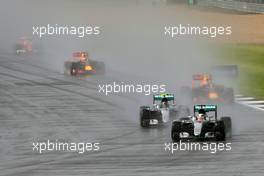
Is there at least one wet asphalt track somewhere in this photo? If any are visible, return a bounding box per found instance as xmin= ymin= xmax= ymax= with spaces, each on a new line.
xmin=0 ymin=53 xmax=264 ymax=176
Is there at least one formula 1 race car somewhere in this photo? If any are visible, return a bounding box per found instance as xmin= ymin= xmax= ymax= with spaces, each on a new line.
xmin=181 ymin=74 xmax=234 ymax=104
xmin=139 ymin=93 xmax=190 ymax=128
xmin=15 ymin=37 xmax=38 ymax=55
xmin=64 ymin=52 xmax=105 ymax=76
xmin=171 ymin=105 xmax=232 ymax=142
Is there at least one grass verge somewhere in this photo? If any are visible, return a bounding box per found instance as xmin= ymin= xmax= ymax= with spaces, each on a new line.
xmin=218 ymin=44 xmax=264 ymax=99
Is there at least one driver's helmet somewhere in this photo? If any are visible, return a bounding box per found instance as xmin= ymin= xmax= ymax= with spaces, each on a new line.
xmin=161 ymin=98 xmax=169 ymax=108
xmin=200 ymin=75 xmax=210 ymax=87
xmin=197 ymin=109 xmax=206 ymax=122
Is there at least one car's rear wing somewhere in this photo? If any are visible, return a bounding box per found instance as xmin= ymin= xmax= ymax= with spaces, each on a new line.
xmin=192 ymin=74 xmax=212 ymax=81
xmin=192 ymin=74 xmax=212 ymax=88
xmin=153 ymin=94 xmax=174 ymax=104
xmin=73 ymin=52 xmax=88 ymax=58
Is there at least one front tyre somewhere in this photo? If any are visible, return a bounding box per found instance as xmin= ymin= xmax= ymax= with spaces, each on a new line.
xmin=220 ymin=116 xmax=232 ymax=138
xmin=140 ymin=107 xmax=149 ymax=128
xmin=215 ymin=121 xmax=226 ymax=141
xmin=171 ymin=121 xmax=181 ymax=142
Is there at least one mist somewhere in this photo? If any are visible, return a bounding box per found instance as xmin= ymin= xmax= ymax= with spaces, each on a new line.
xmin=0 ymin=0 xmax=245 ymax=128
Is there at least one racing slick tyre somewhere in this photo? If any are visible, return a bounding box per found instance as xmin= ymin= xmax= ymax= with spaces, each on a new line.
xmin=215 ymin=121 xmax=226 ymax=141
xmin=140 ymin=106 xmax=150 ymax=128
xmin=220 ymin=116 xmax=232 ymax=138
xmin=224 ymin=88 xmax=234 ymax=104
xmin=140 ymin=116 xmax=148 ymax=128
xmin=70 ymin=67 xmax=77 ymax=76
xmin=171 ymin=121 xmax=181 ymax=142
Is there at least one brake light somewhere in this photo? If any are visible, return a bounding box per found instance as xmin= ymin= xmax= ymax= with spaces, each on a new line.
xmin=208 ymin=92 xmax=218 ymax=99
xmin=85 ymin=65 xmax=93 ymax=71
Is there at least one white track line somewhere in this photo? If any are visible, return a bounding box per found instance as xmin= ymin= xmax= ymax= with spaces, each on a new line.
xmin=235 ymin=94 xmax=244 ymax=98
xmin=235 ymin=94 xmax=264 ymax=112
xmin=237 ymin=102 xmax=264 ymax=112
xmin=236 ymin=97 xmax=255 ymax=101
xmin=240 ymin=100 xmax=264 ymax=104
xmin=255 ymin=104 xmax=264 ymax=108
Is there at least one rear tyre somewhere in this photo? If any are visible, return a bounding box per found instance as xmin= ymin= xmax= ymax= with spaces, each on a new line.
xmin=70 ymin=68 xmax=77 ymax=76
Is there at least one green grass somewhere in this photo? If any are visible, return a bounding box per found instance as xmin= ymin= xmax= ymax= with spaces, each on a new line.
xmin=218 ymin=44 xmax=264 ymax=99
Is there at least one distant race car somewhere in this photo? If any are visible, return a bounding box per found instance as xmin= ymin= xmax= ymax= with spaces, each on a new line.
xmin=171 ymin=105 xmax=232 ymax=142
xmin=139 ymin=93 xmax=190 ymax=128
xmin=181 ymin=74 xmax=234 ymax=104
xmin=64 ymin=52 xmax=105 ymax=76
xmin=15 ymin=37 xmax=37 ymax=55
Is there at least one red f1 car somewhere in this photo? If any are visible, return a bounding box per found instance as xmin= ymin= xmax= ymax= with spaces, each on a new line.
xmin=64 ymin=52 xmax=105 ymax=76
xmin=181 ymin=74 xmax=234 ymax=104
